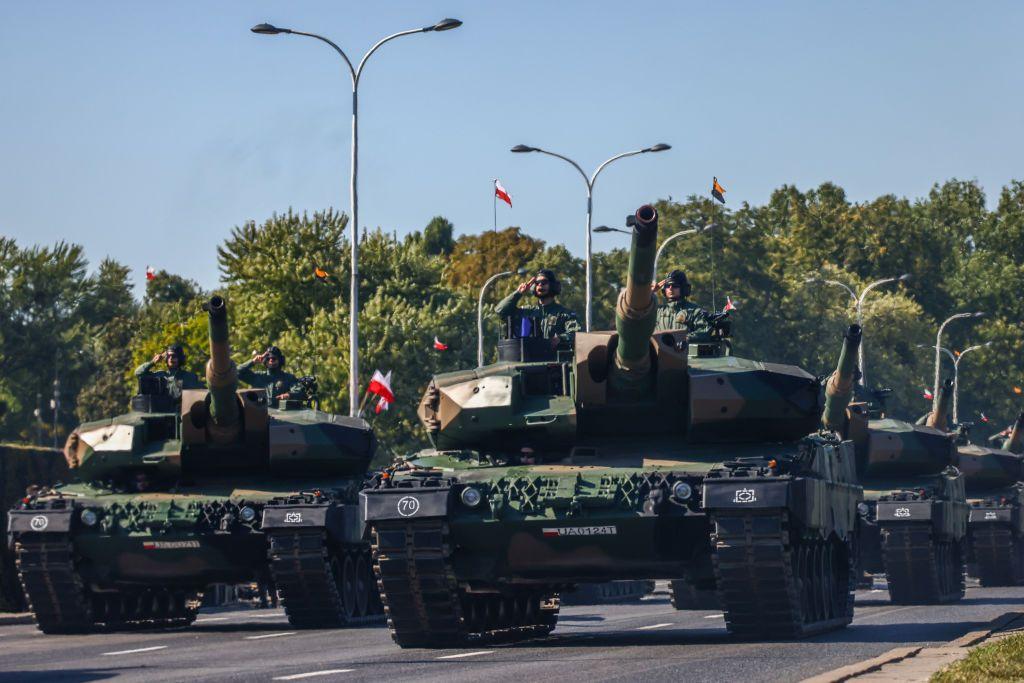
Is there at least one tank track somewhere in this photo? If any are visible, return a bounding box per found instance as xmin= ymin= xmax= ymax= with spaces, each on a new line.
xmin=267 ymin=529 xmax=384 ymax=628
xmin=372 ymin=518 xmax=559 ymax=648
xmin=16 ymin=535 xmax=200 ymax=633
xmin=669 ymin=580 xmax=721 ymax=610
xmin=970 ymin=525 xmax=1024 ymax=587
xmin=881 ymin=524 xmax=965 ymax=603
xmin=710 ymin=510 xmax=854 ymax=638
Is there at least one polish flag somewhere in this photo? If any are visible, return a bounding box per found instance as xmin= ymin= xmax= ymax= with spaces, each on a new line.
xmin=367 ymin=370 xmax=394 ymax=404
xmin=145 ymin=265 xmax=156 ymax=281
xmin=494 ymin=179 xmax=512 ymax=207
xmin=433 ymin=336 xmax=449 ymax=351
xmin=723 ymin=296 xmax=738 ymax=312
xmin=980 ymin=412 xmax=990 ymax=423
xmin=922 ymin=387 xmax=934 ymax=401
xmin=374 ymin=394 xmax=390 ymax=415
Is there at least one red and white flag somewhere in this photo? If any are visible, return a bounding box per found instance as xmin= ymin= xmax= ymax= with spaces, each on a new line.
xmin=922 ymin=387 xmax=934 ymax=401
xmin=367 ymin=370 xmax=394 ymax=404
xmin=980 ymin=412 xmax=990 ymax=423
xmin=374 ymin=393 xmax=390 ymax=415
xmin=433 ymin=336 xmax=449 ymax=351
xmin=145 ymin=265 xmax=156 ymax=281
xmin=494 ymin=179 xmax=512 ymax=207
xmin=723 ymin=296 xmax=738 ymax=312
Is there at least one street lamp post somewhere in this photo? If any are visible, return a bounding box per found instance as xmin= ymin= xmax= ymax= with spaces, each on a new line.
xmin=510 ymin=142 xmax=671 ymax=332
xmin=478 ymin=268 xmax=526 ymax=367
xmin=253 ymin=18 xmax=462 ymax=416
xmin=805 ymin=274 xmax=910 ymax=387
xmin=652 ymin=224 xmax=705 ymax=281
xmin=931 ymin=312 xmax=985 ymax=414
xmin=919 ymin=341 xmax=991 ymax=424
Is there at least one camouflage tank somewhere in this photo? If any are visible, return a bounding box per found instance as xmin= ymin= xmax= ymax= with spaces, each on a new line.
xmin=958 ymin=412 xmax=1024 ymax=586
xmin=362 ymin=204 xmax=862 ymax=648
xmin=825 ymin=373 xmax=967 ymax=603
xmin=7 ymin=296 xmax=381 ymax=633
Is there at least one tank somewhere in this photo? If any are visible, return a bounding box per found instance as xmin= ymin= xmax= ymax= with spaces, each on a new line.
xmin=362 ymin=204 xmax=862 ymax=648
xmin=958 ymin=411 xmax=1024 ymax=586
xmin=7 ymin=296 xmax=381 ymax=633
xmin=826 ymin=371 xmax=967 ymax=604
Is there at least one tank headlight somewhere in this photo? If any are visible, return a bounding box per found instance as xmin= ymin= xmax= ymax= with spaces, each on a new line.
xmin=672 ymin=481 xmax=693 ymax=501
xmin=460 ymin=487 xmax=482 ymax=507
xmin=80 ymin=509 xmax=98 ymax=526
xmin=857 ymin=502 xmax=870 ymax=516
xmin=239 ymin=506 xmax=257 ymax=523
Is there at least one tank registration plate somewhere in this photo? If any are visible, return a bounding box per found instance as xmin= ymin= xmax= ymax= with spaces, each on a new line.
xmin=142 ymin=540 xmax=200 ymax=550
xmin=542 ymin=526 xmax=617 ymax=537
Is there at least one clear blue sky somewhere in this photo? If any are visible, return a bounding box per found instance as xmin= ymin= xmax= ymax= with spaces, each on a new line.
xmin=2 ymin=1 xmax=1022 ymax=292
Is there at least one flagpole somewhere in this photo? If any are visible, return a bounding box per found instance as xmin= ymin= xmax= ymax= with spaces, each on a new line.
xmin=709 ymin=183 xmax=717 ymax=312
xmin=357 ymin=388 xmax=372 ymax=418
xmin=493 ymin=179 xmax=497 ymax=232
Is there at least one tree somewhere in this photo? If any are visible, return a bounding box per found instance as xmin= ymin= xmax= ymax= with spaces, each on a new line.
xmin=422 ymin=216 xmax=455 ymax=256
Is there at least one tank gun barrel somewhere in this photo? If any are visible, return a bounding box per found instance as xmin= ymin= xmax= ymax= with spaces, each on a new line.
xmin=926 ymin=378 xmax=954 ymax=431
xmin=613 ymin=205 xmax=660 ymax=385
xmin=822 ymin=324 xmax=863 ymax=432
xmin=1005 ymin=411 xmax=1024 ymax=454
xmin=203 ymin=295 xmax=240 ymax=426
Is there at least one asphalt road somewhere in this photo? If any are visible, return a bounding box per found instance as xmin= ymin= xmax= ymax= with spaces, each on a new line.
xmin=1 ymin=579 xmax=1020 ymax=683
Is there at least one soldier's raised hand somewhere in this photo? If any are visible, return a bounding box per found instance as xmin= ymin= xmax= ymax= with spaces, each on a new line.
xmin=151 ymin=351 xmax=164 ymax=363
xmin=517 ymin=276 xmax=537 ymax=294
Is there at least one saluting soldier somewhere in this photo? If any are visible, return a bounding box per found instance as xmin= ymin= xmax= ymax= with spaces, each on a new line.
xmin=495 ymin=269 xmax=579 ymax=351
xmin=134 ymin=343 xmax=203 ymax=396
xmin=655 ymin=270 xmax=711 ymax=334
xmin=237 ymin=345 xmax=299 ymax=399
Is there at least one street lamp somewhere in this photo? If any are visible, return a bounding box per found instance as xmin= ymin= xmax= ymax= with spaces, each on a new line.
xmin=253 ymin=18 xmax=462 ymax=416
xmin=510 ymin=142 xmax=671 ymax=332
xmin=652 ymin=223 xmax=708 ymax=281
xmin=918 ymin=342 xmax=992 ymax=424
xmin=805 ymin=273 xmax=910 ymax=387
xmin=478 ymin=267 xmax=527 ymax=367
xmin=931 ymin=311 xmax=985 ymax=414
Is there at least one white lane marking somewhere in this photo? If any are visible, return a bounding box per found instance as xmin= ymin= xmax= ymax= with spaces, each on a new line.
xmin=195 ymin=616 xmax=230 ymax=623
xmin=703 ymin=613 xmax=725 ymax=619
xmin=436 ymin=650 xmax=494 ymax=660
xmin=635 ymin=622 xmax=673 ymax=630
xmin=102 ymin=645 xmax=168 ymax=656
xmin=249 ymin=613 xmax=286 ymax=618
xmin=273 ymin=670 xmax=354 ymax=680
xmin=852 ymin=606 xmax=915 ymax=623
xmin=870 ymin=589 xmax=883 ymax=593
xmin=245 ymin=631 xmax=297 ymax=640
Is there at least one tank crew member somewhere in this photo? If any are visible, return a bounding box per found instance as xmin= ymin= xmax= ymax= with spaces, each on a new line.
xmin=238 ymin=345 xmax=300 ymax=399
xmin=495 ymin=269 xmax=579 ymax=350
xmin=655 ymin=270 xmax=712 ymax=334
xmin=134 ymin=343 xmax=203 ymax=395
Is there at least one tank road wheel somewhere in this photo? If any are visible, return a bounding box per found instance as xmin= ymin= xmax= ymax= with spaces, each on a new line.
xmin=972 ymin=526 xmax=1024 ymax=587
xmin=881 ymin=525 xmax=965 ymax=604
xmin=354 ymin=555 xmax=371 ymax=618
xmin=669 ymin=580 xmax=721 ymax=610
xmin=710 ymin=511 xmax=854 ymax=639
xmin=341 ymin=555 xmax=358 ymax=620
xmin=15 ymin=536 xmax=94 ymax=634
xmin=371 ymin=519 xmax=560 ymax=648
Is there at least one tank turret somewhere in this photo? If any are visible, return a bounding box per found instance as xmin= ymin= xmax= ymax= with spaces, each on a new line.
xmin=822 ymin=324 xmax=863 ymax=432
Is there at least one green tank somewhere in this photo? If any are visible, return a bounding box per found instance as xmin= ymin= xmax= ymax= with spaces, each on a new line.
xmin=362 ymin=204 xmax=862 ymax=648
xmin=825 ymin=373 xmax=967 ymax=603
xmin=7 ymin=296 xmax=381 ymax=633
xmin=958 ymin=411 xmax=1024 ymax=586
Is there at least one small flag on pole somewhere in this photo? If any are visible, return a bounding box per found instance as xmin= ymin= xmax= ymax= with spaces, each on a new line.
xmin=494 ymin=179 xmax=512 ymax=207
xmin=433 ymin=336 xmax=449 ymax=351
xmin=367 ymin=370 xmax=394 ymax=404
xmin=314 ymin=265 xmax=329 ymax=282
xmin=980 ymin=412 xmax=990 ymax=423
xmin=711 ymin=177 xmax=726 ymax=204
xmin=723 ymin=296 xmax=738 ymax=312
xmin=922 ymin=387 xmax=934 ymax=401
xmin=145 ymin=265 xmax=156 ymax=281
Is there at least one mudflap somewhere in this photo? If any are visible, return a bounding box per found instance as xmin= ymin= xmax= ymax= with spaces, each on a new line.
xmin=703 ymin=477 xmax=856 ymax=638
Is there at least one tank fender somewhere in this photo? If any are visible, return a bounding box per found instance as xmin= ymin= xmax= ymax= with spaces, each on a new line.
xmin=8 ymin=509 xmax=74 ymax=537
xmin=261 ymin=503 xmax=355 ymax=542
xmin=703 ymin=479 xmax=790 ymax=509
xmin=876 ymin=500 xmax=932 ymax=522
xmin=969 ymin=507 xmax=1013 ymax=523
xmin=360 ymin=486 xmax=452 ymax=525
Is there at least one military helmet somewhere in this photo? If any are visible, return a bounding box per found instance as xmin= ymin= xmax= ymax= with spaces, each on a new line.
xmin=663 ymin=269 xmax=691 ymax=297
xmin=166 ymin=343 xmax=186 ymax=362
xmin=264 ymin=345 xmax=285 ymax=367
xmin=535 ymin=269 xmax=561 ymax=296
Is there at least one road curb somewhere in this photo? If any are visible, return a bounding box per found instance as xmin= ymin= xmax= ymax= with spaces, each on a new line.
xmin=0 ymin=612 xmax=34 ymax=626
xmin=801 ymin=611 xmax=1024 ymax=683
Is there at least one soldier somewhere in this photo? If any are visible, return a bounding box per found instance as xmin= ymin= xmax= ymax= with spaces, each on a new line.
xmin=654 ymin=270 xmax=712 ymax=334
xmin=495 ymin=269 xmax=579 ymax=351
xmin=238 ymin=345 xmax=299 ymax=399
xmin=134 ymin=343 xmax=203 ymax=395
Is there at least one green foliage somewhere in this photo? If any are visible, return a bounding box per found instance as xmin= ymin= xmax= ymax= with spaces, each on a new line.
xmin=932 ymin=632 xmax=1024 ymax=682
xmin=422 ymin=216 xmax=455 ymax=256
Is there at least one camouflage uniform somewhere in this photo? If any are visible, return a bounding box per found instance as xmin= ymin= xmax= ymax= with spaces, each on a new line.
xmin=133 ymin=361 xmax=203 ymax=395
xmin=495 ymin=291 xmax=580 ymax=350
xmin=655 ymin=299 xmax=711 ymax=335
xmin=237 ymin=360 xmax=299 ymax=397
